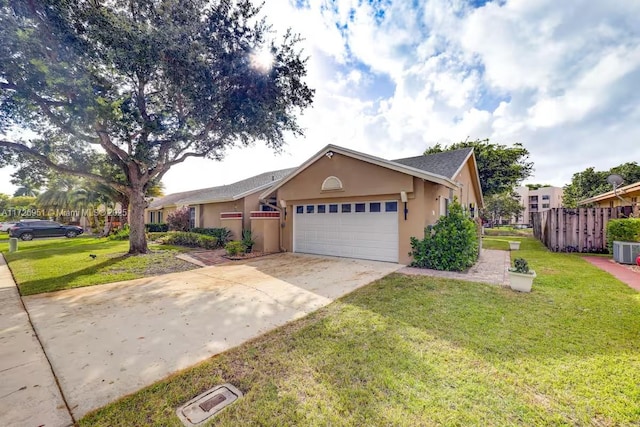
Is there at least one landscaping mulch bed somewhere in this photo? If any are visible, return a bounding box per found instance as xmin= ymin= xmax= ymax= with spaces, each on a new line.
xmin=223 ymin=251 xmax=273 ymax=261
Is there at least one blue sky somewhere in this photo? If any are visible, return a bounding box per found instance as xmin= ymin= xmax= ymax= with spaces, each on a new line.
xmin=1 ymin=0 xmax=640 ymax=195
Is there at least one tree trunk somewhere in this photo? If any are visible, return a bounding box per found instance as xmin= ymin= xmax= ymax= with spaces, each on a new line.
xmin=128 ymin=186 xmax=148 ymax=254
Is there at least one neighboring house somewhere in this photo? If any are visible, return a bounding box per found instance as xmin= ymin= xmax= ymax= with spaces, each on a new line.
xmin=515 ymin=186 xmax=564 ymax=226
xmin=577 ymin=181 xmax=640 ymax=208
xmin=260 ymin=144 xmax=484 ymax=265
xmin=145 ymin=168 xmax=296 ymax=233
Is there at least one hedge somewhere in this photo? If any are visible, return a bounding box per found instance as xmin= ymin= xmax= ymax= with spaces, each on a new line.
xmin=606 ymin=218 xmax=640 ymax=252
xmin=145 ymin=223 xmax=169 ymax=232
xmin=191 ymin=227 xmax=232 ymax=247
xmin=159 ymin=232 xmax=218 ymax=250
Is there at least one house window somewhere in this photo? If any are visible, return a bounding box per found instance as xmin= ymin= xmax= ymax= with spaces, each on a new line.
xmin=355 ymin=203 xmax=366 ymax=213
xmin=317 ymin=205 xmax=326 ymax=213
xmin=439 ymin=197 xmax=449 ymax=216
xmin=189 ymin=207 xmax=196 ymax=228
xmin=158 ymin=212 xmax=163 ymax=223
xmin=149 ymin=211 xmax=155 ymax=223
xmin=370 ymin=202 xmax=381 ymax=212
xmin=385 ymin=201 xmax=398 ymax=212
xmin=542 ymin=203 xmax=550 ymax=209
xmin=329 ymin=204 xmax=338 ymax=213
xmin=321 ymin=176 xmax=343 ymax=191
xmin=307 ymin=205 xmax=314 ymax=214
xmin=261 ymin=204 xmax=278 ymax=212
xmin=296 ymin=206 xmax=304 ymax=214
xmin=341 ymin=203 xmax=351 ymax=213
xmin=542 ymin=195 xmax=550 ymax=200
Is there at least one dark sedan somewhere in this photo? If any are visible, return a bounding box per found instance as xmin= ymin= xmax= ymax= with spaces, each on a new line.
xmin=9 ymin=220 xmax=84 ymax=241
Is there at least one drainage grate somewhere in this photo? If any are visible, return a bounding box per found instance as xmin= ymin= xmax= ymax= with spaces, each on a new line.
xmin=176 ymin=383 xmax=243 ymax=427
xmin=199 ymin=393 xmax=226 ymax=412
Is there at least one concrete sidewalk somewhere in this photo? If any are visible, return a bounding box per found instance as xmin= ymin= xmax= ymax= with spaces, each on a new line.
xmin=0 ymin=254 xmax=73 ymax=427
xmin=400 ymin=249 xmax=511 ymax=286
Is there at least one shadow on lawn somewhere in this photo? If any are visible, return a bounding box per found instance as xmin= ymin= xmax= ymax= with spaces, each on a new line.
xmin=345 ymin=269 xmax=640 ymax=363
xmin=3 ymin=238 xmax=119 ymax=262
xmin=18 ymin=253 xmax=131 ymax=295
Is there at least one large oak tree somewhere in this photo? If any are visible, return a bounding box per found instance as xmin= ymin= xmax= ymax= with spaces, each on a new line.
xmin=0 ymin=0 xmax=314 ymax=253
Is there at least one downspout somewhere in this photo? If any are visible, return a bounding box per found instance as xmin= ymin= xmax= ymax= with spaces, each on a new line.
xmin=259 ymin=198 xmax=286 ymax=252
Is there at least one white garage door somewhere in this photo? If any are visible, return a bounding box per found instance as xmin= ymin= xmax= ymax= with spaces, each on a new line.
xmin=294 ymin=201 xmax=399 ymax=263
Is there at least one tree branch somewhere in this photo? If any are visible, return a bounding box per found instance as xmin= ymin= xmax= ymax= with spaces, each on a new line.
xmin=0 ymin=139 xmax=130 ymax=194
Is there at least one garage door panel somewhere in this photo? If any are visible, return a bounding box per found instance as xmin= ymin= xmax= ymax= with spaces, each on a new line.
xmin=294 ymin=201 xmax=398 ymax=263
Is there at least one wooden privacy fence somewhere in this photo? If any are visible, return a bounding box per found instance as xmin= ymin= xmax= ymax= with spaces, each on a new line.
xmin=532 ymin=207 xmax=639 ymax=253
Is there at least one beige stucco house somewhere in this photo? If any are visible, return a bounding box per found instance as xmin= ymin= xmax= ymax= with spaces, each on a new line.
xmin=147 ymin=144 xmax=484 ymax=265
xmin=578 ymin=181 xmax=640 ymax=208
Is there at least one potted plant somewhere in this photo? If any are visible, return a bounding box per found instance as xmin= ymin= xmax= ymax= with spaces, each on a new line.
xmin=509 ymin=241 xmax=521 ymax=250
xmin=509 ymin=258 xmax=536 ymax=292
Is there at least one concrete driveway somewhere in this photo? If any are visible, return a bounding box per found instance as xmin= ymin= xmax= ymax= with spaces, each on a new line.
xmin=23 ymin=253 xmax=401 ymax=419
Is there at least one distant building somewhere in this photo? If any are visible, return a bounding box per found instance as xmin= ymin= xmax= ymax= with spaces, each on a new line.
xmin=577 ymin=181 xmax=640 ymax=208
xmin=515 ymin=186 xmax=564 ymax=225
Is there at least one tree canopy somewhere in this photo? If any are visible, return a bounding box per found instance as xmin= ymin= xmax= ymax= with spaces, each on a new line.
xmin=482 ymin=192 xmax=525 ymax=225
xmin=424 ymin=138 xmax=533 ymax=196
xmin=0 ymin=0 xmax=314 ymax=253
xmin=563 ymin=162 xmax=640 ymax=207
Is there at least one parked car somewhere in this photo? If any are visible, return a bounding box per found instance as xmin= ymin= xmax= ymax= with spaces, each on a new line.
xmin=8 ymin=220 xmax=84 ymax=241
xmin=0 ymin=222 xmax=17 ymax=232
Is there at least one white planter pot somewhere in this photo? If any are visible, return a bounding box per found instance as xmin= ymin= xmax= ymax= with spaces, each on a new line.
xmin=509 ymin=270 xmax=536 ymax=292
xmin=509 ymin=241 xmax=520 ymax=250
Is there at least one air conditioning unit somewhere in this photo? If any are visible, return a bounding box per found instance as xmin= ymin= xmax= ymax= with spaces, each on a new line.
xmin=612 ymin=241 xmax=640 ymax=264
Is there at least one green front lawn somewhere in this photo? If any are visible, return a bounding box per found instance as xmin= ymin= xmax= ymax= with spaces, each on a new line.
xmin=81 ymin=238 xmax=640 ymax=426
xmin=1 ymin=236 xmax=196 ymax=295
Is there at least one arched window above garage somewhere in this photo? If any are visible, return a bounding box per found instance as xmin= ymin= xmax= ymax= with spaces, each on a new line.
xmin=321 ymin=176 xmax=343 ymax=191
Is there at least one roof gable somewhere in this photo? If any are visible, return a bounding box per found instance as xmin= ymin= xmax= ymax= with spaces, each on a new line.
xmin=259 ymin=144 xmax=464 ymax=200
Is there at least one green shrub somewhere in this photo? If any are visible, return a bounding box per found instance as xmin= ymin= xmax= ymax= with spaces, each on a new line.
xmin=606 ymin=218 xmax=640 ymax=252
xmin=410 ymin=199 xmax=479 ymax=271
xmin=146 ymin=232 xmax=169 ymax=241
xmin=145 ymin=223 xmax=169 ymax=232
xmin=107 ymin=225 xmax=130 ymax=241
xmin=241 ymin=229 xmax=256 ymax=253
xmin=191 ymin=227 xmax=232 ymax=247
xmin=225 ymin=241 xmax=245 ymax=256
xmin=159 ymin=231 xmax=218 ymax=249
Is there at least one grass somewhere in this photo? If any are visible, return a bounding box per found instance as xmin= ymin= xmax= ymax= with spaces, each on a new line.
xmin=484 ymin=227 xmax=533 ymax=237
xmin=481 ymin=236 xmax=531 ymax=252
xmin=81 ymin=237 xmax=640 ymax=426
xmin=1 ymin=236 xmax=197 ymax=295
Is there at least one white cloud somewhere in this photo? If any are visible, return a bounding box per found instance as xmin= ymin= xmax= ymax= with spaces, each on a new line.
xmin=2 ymin=0 xmax=640 ymax=197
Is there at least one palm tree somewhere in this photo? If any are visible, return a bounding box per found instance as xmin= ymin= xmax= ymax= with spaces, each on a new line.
xmin=13 ymin=184 xmax=40 ymax=197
